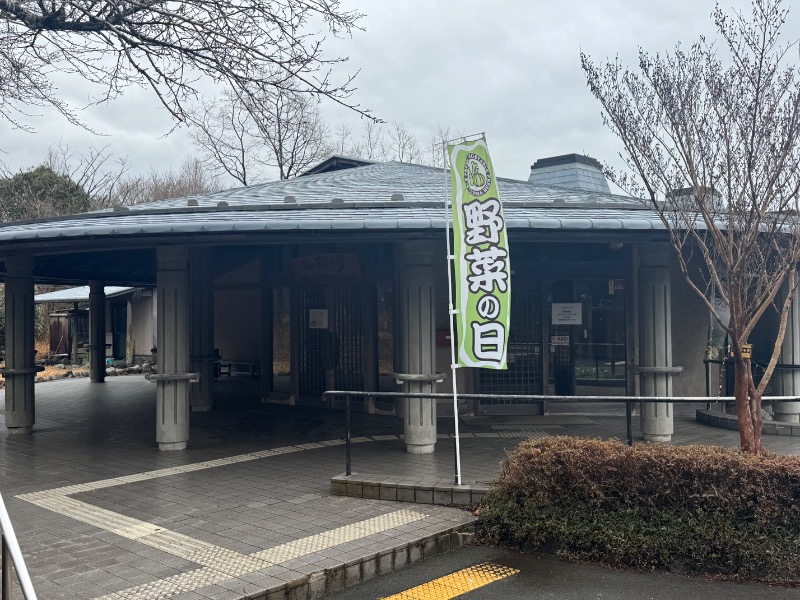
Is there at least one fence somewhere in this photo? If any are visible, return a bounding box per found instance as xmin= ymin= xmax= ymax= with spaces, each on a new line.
xmin=322 ymin=390 xmax=799 ymax=483
xmin=704 ymin=357 xmax=800 ymax=398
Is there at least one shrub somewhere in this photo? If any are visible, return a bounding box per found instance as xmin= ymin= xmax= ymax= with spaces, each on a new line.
xmin=478 ymin=436 xmax=800 ymax=583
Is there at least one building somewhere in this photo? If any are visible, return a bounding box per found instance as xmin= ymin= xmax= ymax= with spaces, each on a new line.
xmin=34 ymin=285 xmax=154 ymax=364
xmin=0 ymin=154 xmax=796 ymax=451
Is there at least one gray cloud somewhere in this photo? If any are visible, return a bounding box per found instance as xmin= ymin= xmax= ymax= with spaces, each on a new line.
xmin=0 ymin=0 xmax=789 ymax=189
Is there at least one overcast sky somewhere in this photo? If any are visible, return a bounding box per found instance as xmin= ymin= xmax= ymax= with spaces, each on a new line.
xmin=0 ymin=0 xmax=795 ymax=188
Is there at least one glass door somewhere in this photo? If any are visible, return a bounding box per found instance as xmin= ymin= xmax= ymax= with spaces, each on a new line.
xmin=547 ymin=279 xmax=627 ymax=396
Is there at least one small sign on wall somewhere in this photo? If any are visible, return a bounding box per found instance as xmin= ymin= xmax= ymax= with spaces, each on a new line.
xmin=550 ymin=335 xmax=570 ymax=346
xmin=308 ymin=309 xmax=329 ymax=329
xmin=608 ymin=279 xmax=626 ymax=294
xmin=436 ymin=329 xmax=452 ymax=347
xmin=552 ymin=302 xmax=582 ymax=325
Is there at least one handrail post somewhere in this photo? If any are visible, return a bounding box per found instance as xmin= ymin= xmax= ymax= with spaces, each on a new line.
xmin=0 ymin=492 xmax=36 ymax=599
xmin=625 ymin=400 xmax=633 ymax=446
xmin=2 ymin=535 xmax=10 ymax=600
xmin=345 ymin=395 xmax=352 ymax=477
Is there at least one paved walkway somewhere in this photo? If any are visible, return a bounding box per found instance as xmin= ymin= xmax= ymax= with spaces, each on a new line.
xmin=1 ymin=377 xmax=798 ymax=600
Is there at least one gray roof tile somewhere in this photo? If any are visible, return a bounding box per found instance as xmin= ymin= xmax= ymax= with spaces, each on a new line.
xmin=0 ymin=161 xmax=664 ymax=244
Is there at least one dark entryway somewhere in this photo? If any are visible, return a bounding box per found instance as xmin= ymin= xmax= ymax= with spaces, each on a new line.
xmin=293 ymin=285 xmax=377 ymax=409
xmin=111 ymin=301 xmax=127 ymax=360
xmin=476 ymin=287 xmax=544 ymax=414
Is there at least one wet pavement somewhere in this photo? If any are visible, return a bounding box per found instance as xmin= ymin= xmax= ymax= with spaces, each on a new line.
xmin=0 ymin=376 xmax=798 ymax=599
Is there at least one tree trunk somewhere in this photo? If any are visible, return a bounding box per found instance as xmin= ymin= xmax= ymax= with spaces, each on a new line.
xmin=747 ymin=366 xmax=763 ymax=451
xmin=734 ymin=354 xmax=762 ymax=452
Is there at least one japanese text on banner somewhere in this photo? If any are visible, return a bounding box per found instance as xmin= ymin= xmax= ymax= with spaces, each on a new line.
xmin=448 ymin=137 xmax=511 ymax=369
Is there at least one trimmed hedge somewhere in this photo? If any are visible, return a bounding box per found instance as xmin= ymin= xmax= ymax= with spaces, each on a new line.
xmin=477 ymin=436 xmax=800 ymax=582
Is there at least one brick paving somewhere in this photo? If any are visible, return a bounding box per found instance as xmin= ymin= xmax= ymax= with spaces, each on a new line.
xmin=0 ymin=377 xmax=798 ymax=599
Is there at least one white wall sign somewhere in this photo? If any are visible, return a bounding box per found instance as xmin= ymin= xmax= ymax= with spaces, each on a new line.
xmin=550 ymin=335 xmax=570 ymax=346
xmin=552 ymin=302 xmax=582 ymax=325
xmin=308 ymin=309 xmax=329 ymax=329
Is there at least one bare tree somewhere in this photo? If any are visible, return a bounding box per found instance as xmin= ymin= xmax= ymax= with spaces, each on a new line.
xmin=44 ymin=143 xmax=131 ymax=208
xmin=240 ymin=88 xmax=332 ymax=180
xmin=427 ymin=124 xmax=465 ymax=168
xmin=0 ymin=1 xmax=369 ymax=130
xmin=189 ymin=91 xmax=268 ymax=186
xmin=582 ymin=0 xmax=800 ymax=452
xmin=189 ymin=85 xmax=332 ymax=181
xmin=112 ymin=157 xmax=222 ymax=204
xmin=361 ymin=120 xmax=387 ymax=161
xmin=332 ymin=122 xmax=364 ymax=157
xmin=386 ymin=122 xmax=421 ymax=163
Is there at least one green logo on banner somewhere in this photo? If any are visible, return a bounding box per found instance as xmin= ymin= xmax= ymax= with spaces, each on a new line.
xmin=464 ymin=153 xmax=491 ymax=196
xmin=448 ymin=137 xmax=511 ymax=369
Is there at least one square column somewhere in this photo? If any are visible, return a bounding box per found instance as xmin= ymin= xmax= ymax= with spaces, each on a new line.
xmin=190 ymin=248 xmax=214 ymax=412
xmin=70 ymin=302 xmax=80 ymax=364
xmin=260 ymin=252 xmax=274 ymax=403
xmin=150 ymin=247 xmax=195 ymax=450
xmin=637 ymin=244 xmax=678 ymax=441
xmin=397 ymin=241 xmax=439 ymax=454
xmin=3 ymin=257 xmax=39 ymax=434
xmin=776 ymin=274 xmax=800 ymax=422
xmin=88 ymin=281 xmax=106 ymax=382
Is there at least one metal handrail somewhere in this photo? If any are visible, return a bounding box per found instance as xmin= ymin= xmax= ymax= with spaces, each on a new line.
xmin=0 ymin=492 xmax=36 ymax=599
xmin=322 ymin=390 xmax=800 ymax=480
xmin=703 ymin=358 xmax=800 ymax=397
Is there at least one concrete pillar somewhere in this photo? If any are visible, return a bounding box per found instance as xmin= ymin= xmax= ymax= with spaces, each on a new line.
xmin=89 ymin=281 xmax=106 ymax=382
xmin=154 ymin=247 xmax=192 ymax=450
xmin=775 ymin=275 xmax=800 ymax=422
xmin=70 ymin=301 xmax=80 ymax=364
xmin=638 ymin=244 xmax=674 ymax=442
xmin=260 ymin=253 xmax=273 ymax=403
xmin=190 ymin=248 xmax=214 ymax=412
xmin=398 ymin=241 xmax=438 ymax=454
xmin=4 ymin=257 xmax=37 ymax=434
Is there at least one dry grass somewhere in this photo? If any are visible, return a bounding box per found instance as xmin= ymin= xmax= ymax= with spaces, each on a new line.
xmin=38 ymin=365 xmax=89 ymax=379
xmin=0 ymin=338 xmax=89 ymax=388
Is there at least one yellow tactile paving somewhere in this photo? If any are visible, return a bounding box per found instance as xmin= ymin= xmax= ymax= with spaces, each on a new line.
xmin=383 ymin=562 xmax=520 ymax=599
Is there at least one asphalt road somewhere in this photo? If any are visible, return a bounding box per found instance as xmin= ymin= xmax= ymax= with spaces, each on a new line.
xmin=326 ymin=546 xmax=800 ymax=599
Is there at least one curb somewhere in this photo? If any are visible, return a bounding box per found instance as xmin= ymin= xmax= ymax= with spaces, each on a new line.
xmin=250 ymin=523 xmax=476 ymax=600
xmin=696 ymin=409 xmax=800 ymax=437
xmin=330 ymin=474 xmax=491 ymax=506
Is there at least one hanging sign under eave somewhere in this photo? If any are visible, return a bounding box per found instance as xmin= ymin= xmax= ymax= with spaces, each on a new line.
xmin=448 ymin=136 xmax=511 ymax=369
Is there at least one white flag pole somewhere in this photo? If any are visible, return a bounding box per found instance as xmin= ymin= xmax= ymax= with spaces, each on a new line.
xmin=444 ymin=139 xmax=463 ymax=486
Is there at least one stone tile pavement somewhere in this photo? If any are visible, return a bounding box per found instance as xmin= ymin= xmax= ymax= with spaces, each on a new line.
xmin=0 ymin=377 xmax=798 ymax=599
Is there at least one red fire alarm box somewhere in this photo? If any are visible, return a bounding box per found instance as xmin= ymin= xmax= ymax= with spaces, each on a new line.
xmin=436 ymin=330 xmax=451 ymax=347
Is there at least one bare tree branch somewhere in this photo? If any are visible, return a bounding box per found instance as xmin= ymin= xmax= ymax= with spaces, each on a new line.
xmin=0 ymin=1 xmax=374 ymax=129
xmin=239 ymin=86 xmax=332 ymax=180
xmin=386 ymin=121 xmax=420 ymax=163
xmin=188 ymin=91 xmax=268 ymax=186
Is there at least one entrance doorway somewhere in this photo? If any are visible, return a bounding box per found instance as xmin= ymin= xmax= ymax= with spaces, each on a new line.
xmin=476 ymin=287 xmax=543 ymax=414
xmin=475 ymin=278 xmax=628 ymax=415
xmin=293 ymin=285 xmax=377 ymax=409
xmin=111 ymin=301 xmax=127 ymax=360
xmin=546 ymin=279 xmax=627 ymax=397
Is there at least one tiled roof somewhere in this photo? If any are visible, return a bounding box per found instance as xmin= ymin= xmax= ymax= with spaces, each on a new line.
xmin=0 ymin=161 xmax=664 ymax=243
xmin=137 ymin=161 xmax=642 ymax=209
